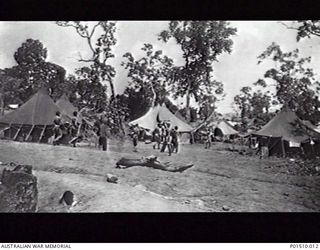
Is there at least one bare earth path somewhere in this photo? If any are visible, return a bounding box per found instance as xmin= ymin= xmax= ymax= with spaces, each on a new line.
xmin=0 ymin=139 xmax=319 ymax=212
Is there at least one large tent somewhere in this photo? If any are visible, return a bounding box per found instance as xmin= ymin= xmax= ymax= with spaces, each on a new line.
xmin=0 ymin=88 xmax=70 ymax=142
xmin=129 ymin=104 xmax=193 ymax=133
xmin=56 ymin=93 xmax=78 ymax=118
xmin=252 ymin=106 xmax=320 ymax=157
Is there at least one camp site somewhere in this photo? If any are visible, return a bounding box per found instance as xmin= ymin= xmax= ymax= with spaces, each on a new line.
xmin=0 ymin=21 xmax=320 ymax=212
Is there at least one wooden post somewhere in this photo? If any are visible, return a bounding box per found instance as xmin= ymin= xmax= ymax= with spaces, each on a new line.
xmin=9 ymin=123 xmax=11 ymax=138
xmin=281 ymin=138 xmax=286 ymax=158
xmin=25 ymin=125 xmax=35 ymax=142
xmin=38 ymin=125 xmax=47 ymax=143
xmin=13 ymin=124 xmax=23 ymax=141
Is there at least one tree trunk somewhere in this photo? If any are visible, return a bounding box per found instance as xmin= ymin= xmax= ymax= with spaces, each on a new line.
xmin=0 ymin=92 xmax=4 ymax=116
xmin=116 ymin=156 xmax=193 ymax=173
xmin=109 ymin=80 xmax=115 ymax=102
xmin=185 ymin=81 xmax=191 ymax=122
xmin=150 ymin=81 xmax=157 ymax=107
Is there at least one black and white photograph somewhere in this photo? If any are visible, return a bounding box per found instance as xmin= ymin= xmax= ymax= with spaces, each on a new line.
xmin=0 ymin=20 xmax=320 ymax=213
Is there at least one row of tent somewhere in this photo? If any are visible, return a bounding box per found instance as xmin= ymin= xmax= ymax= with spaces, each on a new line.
xmin=1 ymin=87 xmax=320 ymax=158
xmin=130 ymin=103 xmax=320 ymax=157
xmin=128 ymin=104 xmax=239 ymax=136
xmin=250 ymin=106 xmax=320 ymax=157
xmin=0 ymin=88 xmax=77 ymax=142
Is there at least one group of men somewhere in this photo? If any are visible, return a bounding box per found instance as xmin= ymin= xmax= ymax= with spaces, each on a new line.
xmin=152 ymin=121 xmax=179 ymax=156
xmin=52 ymin=111 xmax=82 ymax=147
xmin=129 ymin=121 xmax=179 ymax=156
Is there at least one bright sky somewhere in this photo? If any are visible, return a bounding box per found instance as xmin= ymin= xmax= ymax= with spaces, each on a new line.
xmin=0 ymin=21 xmax=320 ymax=114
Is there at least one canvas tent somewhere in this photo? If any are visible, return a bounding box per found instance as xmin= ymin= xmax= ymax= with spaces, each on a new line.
xmin=252 ymin=106 xmax=320 ymax=157
xmin=129 ymin=104 xmax=193 ymax=133
xmin=0 ymin=88 xmax=71 ymax=143
xmin=213 ymin=120 xmax=238 ymax=137
xmin=56 ymin=93 xmax=78 ymax=118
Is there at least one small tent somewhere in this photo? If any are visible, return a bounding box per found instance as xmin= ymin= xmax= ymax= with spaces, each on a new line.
xmin=252 ymin=106 xmax=320 ymax=157
xmin=0 ymin=88 xmax=70 ymax=143
xmin=56 ymin=93 xmax=78 ymax=118
xmin=129 ymin=104 xmax=193 ymax=133
xmin=213 ymin=120 xmax=238 ymax=137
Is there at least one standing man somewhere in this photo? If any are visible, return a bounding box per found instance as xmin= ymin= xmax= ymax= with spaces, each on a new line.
xmin=204 ymin=127 xmax=213 ymax=149
xmin=131 ymin=124 xmax=140 ymax=152
xmin=99 ymin=119 xmax=108 ymax=151
xmin=153 ymin=123 xmax=162 ymax=150
xmin=53 ymin=111 xmax=62 ymax=145
xmin=169 ymin=126 xmax=179 ymax=155
xmin=69 ymin=111 xmax=80 ymax=147
xmin=160 ymin=121 xmax=171 ymax=154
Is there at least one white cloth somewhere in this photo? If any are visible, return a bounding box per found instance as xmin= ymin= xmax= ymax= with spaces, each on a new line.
xmin=289 ymin=141 xmax=301 ymax=147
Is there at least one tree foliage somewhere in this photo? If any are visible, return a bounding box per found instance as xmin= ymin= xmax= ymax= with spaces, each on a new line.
xmin=4 ymin=39 xmax=66 ymax=102
xmin=256 ymin=42 xmax=320 ymax=124
xmin=56 ymin=21 xmax=128 ymax=135
xmin=121 ymin=43 xmax=174 ymax=109
xmin=281 ymin=21 xmax=320 ymax=41
xmin=115 ymin=86 xmax=150 ymax=121
xmin=158 ymin=21 xmax=236 ymax=120
xmin=234 ymin=86 xmax=253 ymax=121
xmin=0 ymin=70 xmax=22 ymax=115
xmin=56 ymin=21 xmax=117 ymax=100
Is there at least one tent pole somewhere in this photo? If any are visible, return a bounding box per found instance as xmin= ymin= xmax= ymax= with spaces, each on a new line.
xmin=281 ymin=138 xmax=286 ymax=158
xmin=25 ymin=125 xmax=35 ymax=141
xmin=13 ymin=124 xmax=23 ymax=141
xmin=38 ymin=125 xmax=47 ymax=143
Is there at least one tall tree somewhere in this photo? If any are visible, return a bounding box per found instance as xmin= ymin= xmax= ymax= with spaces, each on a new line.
xmin=56 ymin=21 xmax=117 ymax=101
xmin=234 ymin=86 xmax=273 ymax=129
xmin=234 ymin=86 xmax=252 ymax=121
xmin=0 ymin=70 xmax=22 ymax=115
xmin=117 ymin=86 xmax=150 ymax=121
xmin=249 ymin=90 xmax=272 ymax=117
xmin=121 ymin=43 xmax=174 ymax=108
xmin=158 ymin=21 xmax=237 ymax=121
xmin=4 ymin=39 xmax=66 ymax=102
xmin=256 ymin=42 xmax=320 ymax=124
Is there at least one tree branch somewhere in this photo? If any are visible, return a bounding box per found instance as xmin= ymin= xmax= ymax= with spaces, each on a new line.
xmin=278 ymin=21 xmax=298 ymax=30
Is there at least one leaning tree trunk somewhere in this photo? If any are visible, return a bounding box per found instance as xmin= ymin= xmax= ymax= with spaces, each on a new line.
xmin=0 ymin=92 xmax=4 ymax=116
xmin=109 ymin=81 xmax=115 ymax=103
xmin=116 ymin=156 xmax=193 ymax=173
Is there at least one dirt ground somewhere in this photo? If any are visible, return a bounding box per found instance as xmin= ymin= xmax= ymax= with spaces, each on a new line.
xmin=0 ymin=139 xmax=319 ymax=212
